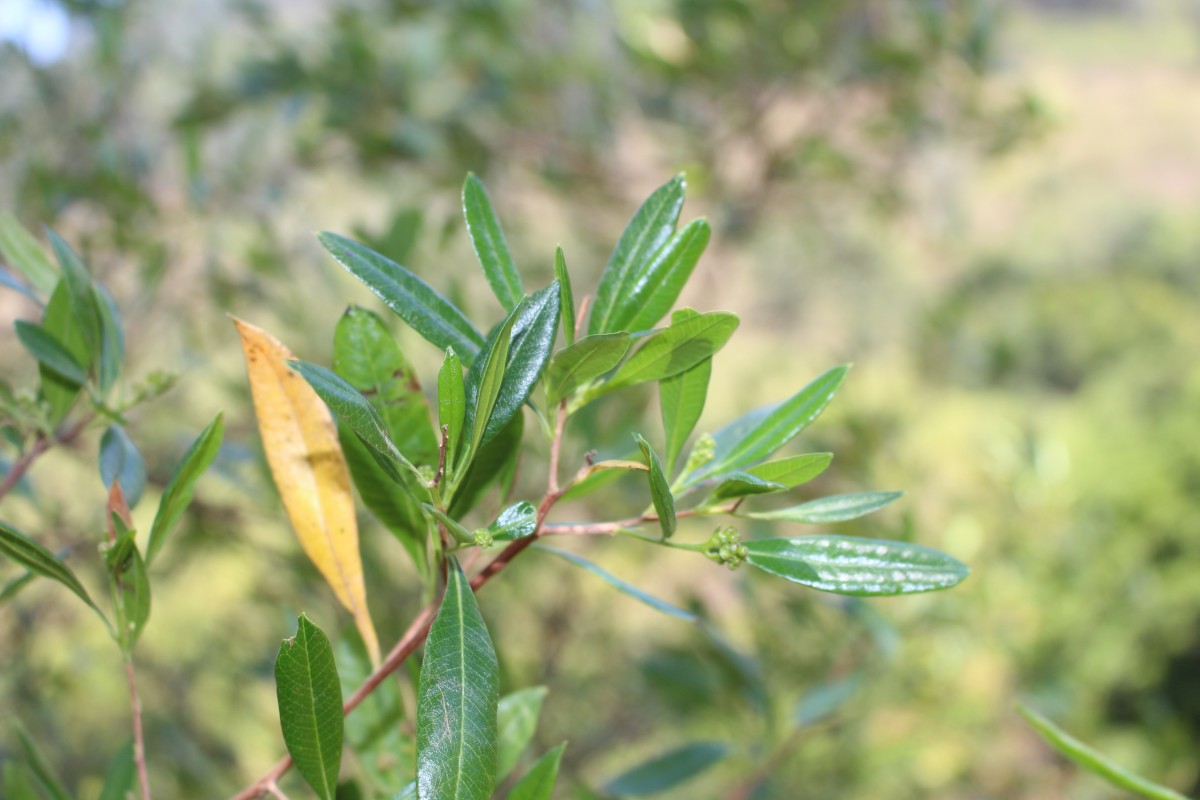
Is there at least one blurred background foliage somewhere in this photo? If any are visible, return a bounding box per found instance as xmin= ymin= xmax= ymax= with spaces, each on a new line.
xmin=1 ymin=0 xmax=1199 ymax=797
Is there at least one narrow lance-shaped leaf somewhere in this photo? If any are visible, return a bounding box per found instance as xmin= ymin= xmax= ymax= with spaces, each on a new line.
xmin=233 ymin=318 xmax=380 ymax=663
xmin=0 ymin=520 xmax=107 ymax=623
xmin=744 ymin=536 xmax=969 ymax=596
xmin=659 ymin=308 xmax=711 ymax=474
xmin=744 ymin=453 xmax=833 ymax=489
xmin=604 ymin=311 xmax=739 ymax=393
xmin=14 ymin=724 xmax=71 ymax=800
xmin=463 ymin=173 xmax=524 ymax=312
xmin=417 ymin=559 xmax=500 ymax=800
xmin=38 ymin=281 xmax=89 ymax=425
xmin=0 ymin=214 xmax=58 ymax=294
xmin=704 ymin=472 xmax=786 ymax=503
xmin=554 ymin=246 xmax=575 ymax=347
xmin=439 ymin=348 xmax=466 ymax=475
xmin=613 ymin=218 xmax=712 ymax=334
xmin=545 ymin=333 xmax=632 ymax=404
xmin=276 ymin=614 xmax=344 ymax=800
xmin=508 ymin=743 xmax=567 ymax=800
xmin=4 ymin=761 xmax=42 ymax=800
xmin=145 ymin=413 xmax=224 ymax=565
xmin=701 ymin=365 xmax=849 ymax=479
xmin=636 ymin=435 xmax=676 ymax=539
xmin=1017 ymin=705 xmax=1190 ymax=800
xmin=46 ymin=229 xmax=101 ymax=364
xmin=463 ymin=306 xmax=519 ymax=467
xmin=99 ymin=425 xmax=147 ymax=509
xmin=537 ymin=545 xmax=697 ymax=623
xmin=603 ymin=742 xmax=730 ymax=797
xmin=14 ymin=320 xmax=87 ymax=385
xmin=742 ymin=491 xmax=904 ymax=524
xmin=591 ymin=175 xmax=686 ymax=335
xmin=496 ymin=686 xmax=549 ymax=782
xmin=93 ymin=284 xmax=125 ymax=394
xmin=318 ymin=232 xmax=484 ymax=363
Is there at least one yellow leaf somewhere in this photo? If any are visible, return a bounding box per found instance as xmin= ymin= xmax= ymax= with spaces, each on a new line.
xmin=232 ymin=317 xmax=381 ymax=665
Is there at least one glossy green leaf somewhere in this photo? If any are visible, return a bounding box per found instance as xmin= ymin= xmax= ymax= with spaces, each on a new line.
xmin=1017 ymin=704 xmax=1189 ymax=800
xmin=463 ymin=306 xmax=520 ymax=466
xmin=0 ymin=214 xmax=58 ymax=294
xmin=554 ymin=246 xmax=575 ymax=347
xmin=46 ymin=230 xmax=101 ymax=363
xmin=545 ymin=333 xmax=632 ymax=404
xmin=605 ymin=312 xmax=738 ymax=393
xmin=659 ymin=309 xmax=711 ymax=474
xmin=794 ymin=675 xmax=861 ymax=728
xmin=97 ymin=741 xmax=136 ymax=800
xmin=105 ymin=531 xmax=151 ymax=648
xmin=318 ymin=232 xmax=484 ymax=363
xmin=464 ymin=173 xmax=524 ymax=312
xmin=743 ymin=491 xmax=904 ymax=524
xmin=145 ymin=413 xmax=224 ymax=565
xmin=276 ymin=614 xmax=344 ymax=800
xmin=334 ymin=305 xmax=439 ymax=467
xmin=15 ymin=320 xmax=87 ymax=385
xmin=614 ymin=219 xmax=711 ymax=334
xmin=538 ymin=546 xmax=698 ymax=623
xmin=744 ymin=536 xmax=969 ymax=596
xmin=340 ymin=424 xmax=428 ymax=571
xmin=15 ymin=723 xmax=71 ymax=800
xmin=99 ymin=425 xmax=147 ymax=509
xmin=472 ymin=282 xmax=561 ymax=448
xmin=449 ymin=413 xmax=524 ymax=518
xmin=590 ymin=175 xmax=685 ymax=335
xmin=290 ymin=360 xmax=416 ymax=479
xmin=417 ymin=559 xmax=499 ymax=800
xmin=603 ymin=741 xmax=729 ymax=797
xmin=496 ymin=686 xmax=549 ymax=782
xmin=393 ymin=783 xmax=418 ymax=800
xmin=744 ymin=453 xmax=833 ymax=488
xmin=37 ymin=281 xmax=89 ymax=425
xmin=508 ymin=743 xmax=566 ymax=800
xmin=93 ymin=284 xmax=125 ymax=394
xmin=0 ymin=520 xmax=106 ymax=621
xmin=488 ymin=501 xmax=537 ymax=542
xmin=439 ymin=348 xmax=466 ymax=474
xmin=636 ymin=434 xmax=676 ymax=539
xmin=705 ymin=472 xmax=786 ymax=503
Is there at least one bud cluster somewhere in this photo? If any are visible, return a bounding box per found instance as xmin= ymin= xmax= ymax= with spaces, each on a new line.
xmin=704 ymin=525 xmax=748 ymax=570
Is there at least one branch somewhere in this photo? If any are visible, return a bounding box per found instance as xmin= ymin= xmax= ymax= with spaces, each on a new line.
xmin=124 ymin=657 xmax=152 ymax=800
xmin=0 ymin=417 xmax=90 ymax=505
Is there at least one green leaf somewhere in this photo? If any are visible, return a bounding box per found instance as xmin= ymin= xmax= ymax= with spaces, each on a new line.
xmin=318 ymin=232 xmax=484 ymax=363
xmin=422 ymin=503 xmax=474 ymax=545
xmin=105 ymin=531 xmax=151 ymax=648
xmin=0 ymin=520 xmax=106 ymax=622
xmin=743 ymin=453 xmax=833 ymax=488
xmin=742 ymin=491 xmax=904 ymax=524
xmin=0 ymin=570 xmax=35 ymax=604
xmin=93 ymin=284 xmax=125 ymax=394
xmin=290 ymin=360 xmax=416 ymax=479
xmin=417 ymin=559 xmax=500 ymax=800
xmin=3 ymin=761 xmax=43 ymax=800
xmin=46 ymin=230 xmax=101 ymax=364
xmin=439 ymin=348 xmax=466 ymax=475
xmin=276 ymin=613 xmax=344 ymax=800
xmin=743 ymin=536 xmax=969 ymax=596
xmin=15 ymin=722 xmax=71 ymax=800
xmin=471 ymin=282 xmax=561 ymax=449
xmin=0 ymin=267 xmax=42 ymax=305
xmin=612 ymin=219 xmax=711 ymax=334
xmin=603 ymin=741 xmax=729 ymax=797
xmin=97 ymin=740 xmax=136 ymax=800
xmin=496 ymin=687 xmax=549 ymax=782
xmin=334 ymin=305 xmax=439 ymax=467
xmin=393 ymin=783 xmax=418 ymax=800
xmin=538 ymin=546 xmax=698 ymax=623
xmin=448 ymin=413 xmax=525 ymax=518
xmin=100 ymin=425 xmax=147 ymax=509
xmin=464 ymin=173 xmax=524 ymax=312
xmin=590 ymin=175 xmax=685 ymax=335
xmin=488 ymin=501 xmax=537 ymax=542
xmin=604 ymin=312 xmax=739 ymax=393
xmin=636 ymin=435 xmax=676 ymax=539
xmin=554 ymin=246 xmax=575 ymax=347
xmin=699 ymin=365 xmax=849 ymax=481
xmin=508 ymin=743 xmax=566 ymax=800
xmin=659 ymin=309 xmax=711 ymax=474
xmin=705 ymin=472 xmax=786 ymax=503
xmin=545 ymin=333 xmax=633 ymax=404
xmin=0 ymin=214 xmax=58 ymax=295
xmin=463 ymin=306 xmax=520 ymax=466
xmin=37 ymin=281 xmax=89 ymax=425
xmin=1017 ymin=704 xmax=1189 ymax=800
xmin=14 ymin=320 xmax=87 ymax=385
xmin=794 ymin=675 xmax=861 ymax=728
xmin=145 ymin=413 xmax=224 ymax=565
xmin=340 ymin=424 xmax=428 ymax=572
